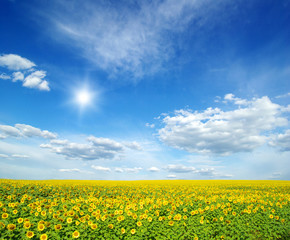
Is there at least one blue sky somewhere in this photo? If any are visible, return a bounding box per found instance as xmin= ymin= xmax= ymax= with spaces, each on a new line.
xmin=0 ymin=0 xmax=289 ymax=180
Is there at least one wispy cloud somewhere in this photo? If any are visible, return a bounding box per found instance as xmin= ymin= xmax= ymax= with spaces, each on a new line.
xmin=34 ymin=0 xmax=234 ymax=78
xmin=158 ymin=94 xmax=289 ymax=155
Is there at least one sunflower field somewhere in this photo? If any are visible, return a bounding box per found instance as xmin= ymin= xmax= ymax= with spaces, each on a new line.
xmin=0 ymin=180 xmax=289 ymax=239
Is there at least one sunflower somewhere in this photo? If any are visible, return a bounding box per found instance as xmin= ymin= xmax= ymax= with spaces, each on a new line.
xmin=91 ymin=224 xmax=97 ymax=230
xmin=67 ymin=217 xmax=73 ymax=224
xmin=121 ymin=228 xmax=126 ymax=234
xmin=40 ymin=233 xmax=48 ymax=240
xmin=38 ymin=224 xmax=45 ymax=231
xmin=72 ymin=230 xmax=80 ymax=238
xmin=54 ymin=224 xmax=62 ymax=230
xmin=2 ymin=213 xmax=8 ymax=219
xmin=108 ymin=224 xmax=114 ymax=229
xmin=18 ymin=218 xmax=24 ymax=223
xmin=7 ymin=224 xmax=16 ymax=231
xmin=26 ymin=231 xmax=34 ymax=238
xmin=131 ymin=229 xmax=136 ymax=234
xmin=169 ymin=220 xmax=174 ymax=226
xmin=24 ymin=222 xmax=31 ymax=229
xmin=137 ymin=221 xmax=142 ymax=227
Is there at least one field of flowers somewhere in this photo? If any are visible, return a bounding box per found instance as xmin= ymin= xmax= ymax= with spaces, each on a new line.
xmin=0 ymin=180 xmax=289 ymax=240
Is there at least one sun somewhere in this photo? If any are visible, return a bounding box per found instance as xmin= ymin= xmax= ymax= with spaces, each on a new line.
xmin=70 ymin=83 xmax=99 ymax=112
xmin=76 ymin=90 xmax=91 ymax=106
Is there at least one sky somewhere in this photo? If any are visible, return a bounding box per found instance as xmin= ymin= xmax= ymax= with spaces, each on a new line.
xmin=0 ymin=0 xmax=289 ymax=180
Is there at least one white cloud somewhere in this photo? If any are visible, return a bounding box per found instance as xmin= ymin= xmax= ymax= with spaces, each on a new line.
xmin=114 ymin=167 xmax=142 ymax=173
xmin=38 ymin=0 xmax=234 ymax=78
xmin=0 ymin=54 xmax=36 ymax=70
xmin=11 ymin=154 xmax=29 ymax=158
xmin=164 ymin=164 xmax=195 ymax=173
xmin=12 ymin=71 xmax=24 ymax=82
xmin=123 ymin=167 xmax=142 ymax=173
xmin=158 ymin=95 xmax=289 ymax=155
xmin=91 ymin=165 xmax=111 ymax=172
xmin=123 ymin=141 xmax=142 ymax=151
xmin=0 ymin=73 xmax=11 ymax=80
xmin=147 ymin=167 xmax=160 ymax=172
xmin=146 ymin=123 xmax=155 ymax=128
xmin=269 ymin=172 xmax=282 ymax=179
xmin=59 ymin=168 xmax=81 ymax=173
xmin=269 ymin=130 xmax=290 ymax=151
xmin=0 ymin=125 xmax=22 ymax=138
xmin=50 ymin=139 xmax=69 ymax=145
xmin=275 ymin=92 xmax=290 ymax=99
xmin=23 ymin=70 xmax=50 ymax=91
xmin=163 ymin=164 xmax=233 ymax=179
xmin=15 ymin=124 xmax=57 ymax=139
xmin=167 ymin=174 xmax=177 ymax=178
xmin=87 ymin=136 xmax=124 ymax=152
xmin=0 ymin=123 xmax=57 ymax=139
xmin=114 ymin=167 xmax=124 ymax=173
xmin=41 ymin=136 xmax=140 ymax=161
xmin=0 ymin=154 xmax=9 ymax=158
xmin=0 ymin=54 xmax=51 ymax=91
xmin=224 ymin=93 xmax=248 ymax=105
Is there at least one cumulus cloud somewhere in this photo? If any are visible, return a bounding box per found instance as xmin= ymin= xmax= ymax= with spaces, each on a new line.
xmin=158 ymin=95 xmax=289 ymax=155
xmin=88 ymin=136 xmax=124 ymax=152
xmin=23 ymin=70 xmax=50 ymax=91
xmin=59 ymin=168 xmax=81 ymax=173
xmin=12 ymin=72 xmax=24 ymax=82
xmin=0 ymin=125 xmax=22 ymax=138
xmin=269 ymin=130 xmax=290 ymax=151
xmin=15 ymin=124 xmax=57 ymax=139
xmin=91 ymin=165 xmax=111 ymax=172
xmin=164 ymin=164 xmax=195 ymax=173
xmin=0 ymin=54 xmax=36 ymax=70
xmin=11 ymin=154 xmax=29 ymax=158
xmin=41 ymin=137 xmax=140 ymax=161
xmin=0 ymin=54 xmax=50 ymax=91
xmin=167 ymin=174 xmax=177 ymax=178
xmin=0 ymin=73 xmax=11 ymax=80
xmin=114 ymin=167 xmax=124 ymax=173
xmin=0 ymin=123 xmax=57 ymax=139
xmin=114 ymin=167 xmax=142 ymax=173
xmin=123 ymin=141 xmax=142 ymax=151
xmin=37 ymin=0 xmax=235 ymax=78
xmin=146 ymin=123 xmax=155 ymax=128
xmin=147 ymin=167 xmax=160 ymax=172
xmin=163 ymin=164 xmax=233 ymax=178
xmin=0 ymin=154 xmax=9 ymax=158
xmin=269 ymin=172 xmax=282 ymax=179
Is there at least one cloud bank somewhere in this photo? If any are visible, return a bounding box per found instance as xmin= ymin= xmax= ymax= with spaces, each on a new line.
xmin=158 ymin=94 xmax=289 ymax=155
